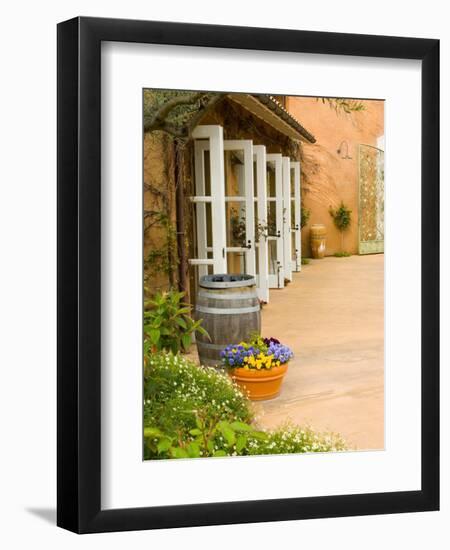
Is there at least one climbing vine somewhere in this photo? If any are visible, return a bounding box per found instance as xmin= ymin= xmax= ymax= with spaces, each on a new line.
xmin=144 ymin=211 xmax=178 ymax=290
xmin=317 ymin=97 xmax=365 ymax=114
xmin=300 ymin=206 xmax=311 ymax=229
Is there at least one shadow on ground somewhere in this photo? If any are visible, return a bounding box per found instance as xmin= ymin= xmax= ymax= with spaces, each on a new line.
xmin=26 ymin=507 xmax=56 ymax=525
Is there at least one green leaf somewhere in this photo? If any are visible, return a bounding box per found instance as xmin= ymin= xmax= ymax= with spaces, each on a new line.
xmin=213 ymin=450 xmax=227 ymax=457
xmin=172 ymin=291 xmax=186 ymax=303
xmin=144 ymin=427 xmax=163 ymax=439
xmin=250 ymin=431 xmax=268 ymax=441
xmin=217 ymin=421 xmax=236 ymax=446
xmin=207 ymin=440 xmax=214 ymax=454
xmin=157 ymin=437 xmax=172 ymax=453
xmin=186 ymin=441 xmax=201 ymax=458
xmin=169 ymin=340 xmax=180 ymax=354
xmin=230 ymin=421 xmax=254 ymax=432
xmin=151 ymin=316 xmax=162 ymax=327
xmin=236 ymin=434 xmax=247 ymax=453
xmin=143 ymin=340 xmax=152 ymax=355
xmin=189 ymin=428 xmax=202 ymax=436
xmin=195 ymin=325 xmax=211 ymax=340
xmin=147 ymin=328 xmax=160 ymax=345
xmin=170 ymin=447 xmax=189 ymax=459
xmin=181 ymin=333 xmax=192 ymax=350
xmin=196 ymin=417 xmax=204 ymax=430
xmin=175 ymin=317 xmax=187 ymax=329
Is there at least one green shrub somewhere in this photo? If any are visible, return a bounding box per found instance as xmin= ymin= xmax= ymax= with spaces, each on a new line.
xmin=246 ymin=424 xmax=347 ymax=455
xmin=333 ymin=251 xmax=351 ymax=257
xmin=329 ymin=201 xmax=352 ymax=252
xmin=144 ymin=290 xmax=209 ymax=356
xmin=301 ymin=257 xmax=311 ymax=265
xmin=143 ymin=352 xmax=253 ymax=459
xmin=145 ymin=418 xmax=267 ymax=459
xmin=143 ymin=352 xmax=347 ymax=459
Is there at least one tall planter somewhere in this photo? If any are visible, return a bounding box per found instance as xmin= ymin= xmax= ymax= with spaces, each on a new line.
xmin=194 ymin=274 xmax=261 ymax=367
xmin=310 ymin=224 xmax=326 ymax=258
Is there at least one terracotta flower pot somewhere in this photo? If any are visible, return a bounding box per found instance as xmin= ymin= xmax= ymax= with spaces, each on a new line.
xmin=229 ymin=363 xmax=289 ymax=401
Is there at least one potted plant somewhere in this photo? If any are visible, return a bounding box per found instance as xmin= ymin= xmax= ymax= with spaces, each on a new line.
xmin=221 ymin=335 xmax=293 ymax=401
xmin=329 ymin=201 xmax=352 ymax=255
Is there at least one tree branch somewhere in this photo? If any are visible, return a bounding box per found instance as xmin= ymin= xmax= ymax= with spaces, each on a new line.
xmin=144 ymin=92 xmax=206 ymax=133
xmin=143 ymin=92 xmax=227 ymax=137
xmin=186 ymin=93 xmax=227 ymax=137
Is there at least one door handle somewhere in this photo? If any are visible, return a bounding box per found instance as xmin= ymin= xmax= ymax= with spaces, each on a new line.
xmin=245 ymin=239 xmax=252 ymax=249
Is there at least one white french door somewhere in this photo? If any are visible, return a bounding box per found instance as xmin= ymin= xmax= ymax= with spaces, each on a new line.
xmin=253 ymin=145 xmax=269 ymax=303
xmin=266 ymin=154 xmax=284 ymax=288
xmin=189 ymin=127 xmax=259 ymax=288
xmin=290 ymin=161 xmax=301 ymax=272
xmin=223 ymin=140 xmax=256 ymax=277
xmin=282 ymin=157 xmax=293 ymax=282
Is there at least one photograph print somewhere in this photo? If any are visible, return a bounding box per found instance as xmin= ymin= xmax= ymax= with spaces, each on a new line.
xmin=143 ymin=89 xmax=385 ymax=460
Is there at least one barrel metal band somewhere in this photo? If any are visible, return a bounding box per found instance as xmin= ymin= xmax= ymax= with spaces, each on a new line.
xmin=198 ymin=291 xmax=256 ymax=301
xmin=200 ymin=279 xmax=255 ymax=289
xmin=195 ymin=305 xmax=260 ymax=315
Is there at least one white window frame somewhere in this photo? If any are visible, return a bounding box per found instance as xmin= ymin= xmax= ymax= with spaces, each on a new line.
xmin=190 ymin=128 xmax=259 ymax=285
xmin=266 ymin=153 xmax=284 ymax=288
xmin=223 ymin=140 xmax=256 ymax=277
xmin=282 ymin=156 xmax=293 ymax=282
xmin=291 ymin=161 xmax=301 ymax=272
xmin=190 ymin=125 xmax=227 ymax=276
xmin=253 ymin=145 xmax=269 ymax=303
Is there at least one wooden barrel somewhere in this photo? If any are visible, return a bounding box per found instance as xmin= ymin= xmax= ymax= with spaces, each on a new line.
xmin=195 ymin=274 xmax=261 ymax=367
xmin=310 ymin=224 xmax=327 ymax=259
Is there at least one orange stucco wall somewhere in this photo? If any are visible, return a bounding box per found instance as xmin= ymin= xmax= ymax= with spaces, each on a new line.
xmin=143 ymin=131 xmax=178 ymax=293
xmin=286 ymin=97 xmax=384 ymax=256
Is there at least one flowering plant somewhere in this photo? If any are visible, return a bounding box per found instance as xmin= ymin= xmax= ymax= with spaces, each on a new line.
xmin=221 ymin=335 xmax=293 ymax=370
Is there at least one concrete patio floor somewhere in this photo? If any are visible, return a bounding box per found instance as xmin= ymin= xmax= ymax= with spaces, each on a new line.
xmin=255 ymin=254 xmax=384 ymax=451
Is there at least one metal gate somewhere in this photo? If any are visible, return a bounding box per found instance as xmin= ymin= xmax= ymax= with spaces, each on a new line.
xmin=358 ymin=144 xmax=384 ymax=255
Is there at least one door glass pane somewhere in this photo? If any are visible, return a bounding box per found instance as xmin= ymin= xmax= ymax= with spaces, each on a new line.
xmin=227 ymin=251 xmax=246 ymax=274
xmin=291 ymin=232 xmax=297 ymax=261
xmin=192 ymin=143 xmax=212 ymax=197
xmin=268 ymin=239 xmax=277 ymax=274
xmin=254 ymin=198 xmax=260 ymax=243
xmin=224 ymin=150 xmax=245 ymax=197
xmin=204 ymin=149 xmax=211 ymax=196
xmin=267 ymin=200 xmax=277 ymax=237
xmin=226 ymin=201 xmax=246 ymax=247
xmin=290 ymin=167 xmax=295 ymax=195
xmin=266 ymin=161 xmax=276 ymax=197
xmin=205 ymin=202 xmax=213 ymax=247
xmin=191 ymin=201 xmax=213 ymax=260
xmin=291 ymin=199 xmax=296 ymax=227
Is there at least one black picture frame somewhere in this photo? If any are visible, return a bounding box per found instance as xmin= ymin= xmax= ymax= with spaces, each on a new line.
xmin=57 ymin=16 xmax=440 ymax=533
